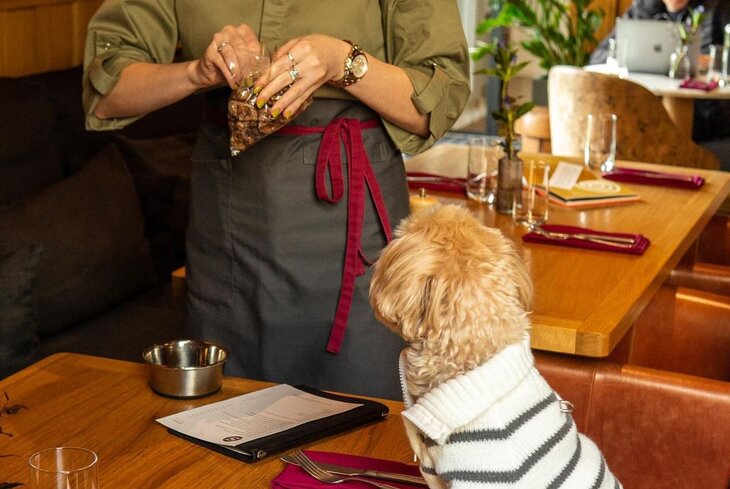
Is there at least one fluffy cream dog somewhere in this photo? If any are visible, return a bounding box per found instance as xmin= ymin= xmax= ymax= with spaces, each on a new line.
xmin=370 ymin=205 xmax=621 ymax=489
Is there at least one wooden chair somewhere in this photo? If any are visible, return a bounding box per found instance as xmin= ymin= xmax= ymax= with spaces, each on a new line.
xmin=547 ymin=65 xmax=721 ymax=170
xmin=515 ymin=105 xmax=551 ymax=153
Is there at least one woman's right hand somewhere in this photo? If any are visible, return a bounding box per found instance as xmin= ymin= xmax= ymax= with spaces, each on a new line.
xmin=192 ymin=24 xmax=262 ymax=89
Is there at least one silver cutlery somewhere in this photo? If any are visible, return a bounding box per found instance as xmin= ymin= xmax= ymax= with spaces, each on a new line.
xmin=281 ymin=452 xmax=427 ymax=486
xmin=287 ymin=450 xmax=402 ymax=489
xmin=532 ymin=226 xmax=637 ymax=248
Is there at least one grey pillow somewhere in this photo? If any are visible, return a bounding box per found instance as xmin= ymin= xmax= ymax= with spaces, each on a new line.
xmin=0 ymin=245 xmax=41 ymax=378
xmin=0 ymin=144 xmax=157 ymax=338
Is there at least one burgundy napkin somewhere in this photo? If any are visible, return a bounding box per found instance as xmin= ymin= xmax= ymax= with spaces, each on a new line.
xmin=678 ymin=78 xmax=719 ymax=91
xmin=522 ymin=224 xmax=650 ymax=255
xmin=271 ymin=450 xmax=423 ymax=489
xmin=406 ymin=171 xmax=466 ymax=194
xmin=602 ymin=167 xmax=704 ymax=189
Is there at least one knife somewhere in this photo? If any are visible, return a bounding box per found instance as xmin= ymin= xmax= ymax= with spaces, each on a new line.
xmin=280 ymin=454 xmax=428 ymax=486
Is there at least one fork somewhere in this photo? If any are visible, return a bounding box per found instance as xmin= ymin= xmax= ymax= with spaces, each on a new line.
xmin=290 ymin=450 xmax=401 ymax=489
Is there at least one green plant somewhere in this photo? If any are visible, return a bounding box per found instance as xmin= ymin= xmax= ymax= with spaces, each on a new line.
xmin=472 ymin=41 xmax=534 ymax=158
xmin=476 ymin=0 xmax=605 ymax=70
xmin=678 ymin=6 xmax=706 ymax=46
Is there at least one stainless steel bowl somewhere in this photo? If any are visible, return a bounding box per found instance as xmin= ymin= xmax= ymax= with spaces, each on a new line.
xmin=142 ymin=339 xmax=229 ymax=398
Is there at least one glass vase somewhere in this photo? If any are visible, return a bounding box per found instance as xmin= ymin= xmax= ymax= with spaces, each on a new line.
xmin=669 ymin=44 xmax=691 ymax=80
xmin=496 ymin=142 xmax=523 ymax=215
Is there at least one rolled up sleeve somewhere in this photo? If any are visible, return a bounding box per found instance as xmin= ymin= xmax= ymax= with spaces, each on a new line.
xmin=83 ymin=0 xmax=179 ymax=131
xmin=381 ymin=0 xmax=470 ymax=154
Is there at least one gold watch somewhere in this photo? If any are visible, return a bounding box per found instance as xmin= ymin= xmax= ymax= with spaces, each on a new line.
xmin=329 ymin=40 xmax=368 ymax=88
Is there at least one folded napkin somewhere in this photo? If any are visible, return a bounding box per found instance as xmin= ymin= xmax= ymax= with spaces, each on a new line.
xmin=602 ymin=167 xmax=704 ymax=190
xmin=678 ymin=78 xmax=719 ymax=91
xmin=406 ymin=171 xmax=466 ymax=194
xmin=271 ymin=450 xmax=423 ymax=489
xmin=522 ymin=224 xmax=650 ymax=255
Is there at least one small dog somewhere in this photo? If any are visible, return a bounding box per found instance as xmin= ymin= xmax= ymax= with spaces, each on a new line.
xmin=370 ymin=205 xmax=621 ymax=489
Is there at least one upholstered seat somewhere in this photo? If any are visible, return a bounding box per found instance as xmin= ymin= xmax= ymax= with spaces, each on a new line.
xmin=535 ymin=351 xmax=730 ymax=489
xmin=547 ymin=65 xmax=721 ymax=170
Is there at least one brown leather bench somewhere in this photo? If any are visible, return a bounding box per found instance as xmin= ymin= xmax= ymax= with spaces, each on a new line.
xmin=535 ymin=351 xmax=730 ymax=489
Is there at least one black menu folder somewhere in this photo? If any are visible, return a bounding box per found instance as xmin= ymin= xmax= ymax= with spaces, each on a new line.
xmin=166 ymin=385 xmax=389 ymax=463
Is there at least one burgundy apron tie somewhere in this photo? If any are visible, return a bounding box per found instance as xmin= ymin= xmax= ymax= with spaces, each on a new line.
xmin=278 ymin=118 xmax=393 ymax=353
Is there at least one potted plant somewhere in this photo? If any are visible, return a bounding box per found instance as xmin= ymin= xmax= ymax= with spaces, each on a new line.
xmin=669 ymin=6 xmax=706 ymax=79
xmin=476 ymin=0 xmax=605 ymax=104
xmin=477 ymin=0 xmax=605 ymax=70
xmin=472 ymin=40 xmax=534 ymax=214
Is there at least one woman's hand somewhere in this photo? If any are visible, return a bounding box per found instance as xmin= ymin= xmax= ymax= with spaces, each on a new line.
xmin=192 ymin=24 xmax=263 ymax=89
xmin=254 ymin=35 xmax=350 ymax=118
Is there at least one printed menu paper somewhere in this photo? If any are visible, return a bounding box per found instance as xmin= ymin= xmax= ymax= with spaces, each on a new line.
xmin=157 ymin=384 xmax=362 ymax=446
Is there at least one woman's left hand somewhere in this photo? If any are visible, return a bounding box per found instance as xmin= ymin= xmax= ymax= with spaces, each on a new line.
xmin=254 ymin=35 xmax=350 ymax=119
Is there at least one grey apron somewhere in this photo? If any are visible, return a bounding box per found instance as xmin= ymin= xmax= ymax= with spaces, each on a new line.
xmin=186 ymin=94 xmax=408 ymax=399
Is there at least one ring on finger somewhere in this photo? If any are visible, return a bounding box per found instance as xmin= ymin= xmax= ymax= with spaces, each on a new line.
xmin=287 ymin=52 xmax=296 ymax=65
xmin=217 ymin=41 xmax=230 ymax=52
xmin=288 ymin=65 xmax=300 ymax=83
xmin=228 ymin=61 xmax=237 ymax=75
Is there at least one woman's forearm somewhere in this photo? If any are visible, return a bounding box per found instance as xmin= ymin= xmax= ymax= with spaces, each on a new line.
xmin=93 ymin=61 xmax=203 ymax=119
xmin=346 ymin=56 xmax=429 ymax=138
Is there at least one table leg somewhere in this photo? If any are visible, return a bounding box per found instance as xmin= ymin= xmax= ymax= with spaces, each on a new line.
xmin=661 ymin=96 xmax=694 ymax=137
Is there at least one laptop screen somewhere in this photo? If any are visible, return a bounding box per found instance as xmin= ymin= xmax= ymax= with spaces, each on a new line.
xmin=615 ymin=18 xmax=681 ymax=74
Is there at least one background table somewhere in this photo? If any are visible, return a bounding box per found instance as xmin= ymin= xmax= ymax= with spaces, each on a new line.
xmin=407 ymin=149 xmax=730 ymax=357
xmin=585 ymin=65 xmax=730 ymax=136
xmin=0 ymin=354 xmax=414 ymax=488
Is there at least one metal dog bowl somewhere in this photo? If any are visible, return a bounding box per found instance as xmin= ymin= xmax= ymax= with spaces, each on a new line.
xmin=142 ymin=339 xmax=229 ymax=398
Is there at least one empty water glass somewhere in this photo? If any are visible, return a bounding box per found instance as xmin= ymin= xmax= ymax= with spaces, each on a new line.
xmin=584 ymin=114 xmax=617 ymax=173
xmin=29 ymin=447 xmax=99 ymax=489
xmin=466 ymin=136 xmax=501 ymax=204
xmin=513 ymin=159 xmax=550 ymax=228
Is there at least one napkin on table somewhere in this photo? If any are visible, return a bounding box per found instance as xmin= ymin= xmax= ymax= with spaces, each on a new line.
xmin=406 ymin=171 xmax=466 ymax=194
xmin=678 ymin=78 xmax=719 ymax=91
xmin=602 ymin=167 xmax=704 ymax=190
xmin=522 ymin=224 xmax=650 ymax=255
xmin=271 ymin=450 xmax=423 ymax=489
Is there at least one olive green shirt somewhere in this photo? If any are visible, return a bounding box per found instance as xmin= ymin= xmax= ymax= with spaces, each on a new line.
xmin=83 ymin=0 xmax=470 ymax=154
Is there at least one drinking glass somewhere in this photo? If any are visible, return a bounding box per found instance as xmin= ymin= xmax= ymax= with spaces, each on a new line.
xmin=466 ymin=135 xmax=501 ymax=204
xmin=29 ymin=447 xmax=99 ymax=489
xmin=513 ymin=159 xmax=550 ymax=228
xmin=584 ymin=113 xmax=617 ymax=173
xmin=707 ymin=44 xmax=723 ymax=83
xmin=607 ymin=38 xmax=629 ymax=79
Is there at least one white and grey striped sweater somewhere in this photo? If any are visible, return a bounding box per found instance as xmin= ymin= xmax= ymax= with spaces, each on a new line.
xmin=400 ymin=337 xmax=622 ymax=489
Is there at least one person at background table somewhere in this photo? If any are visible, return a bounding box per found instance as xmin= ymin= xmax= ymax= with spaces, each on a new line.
xmin=590 ymin=0 xmax=730 ymax=169
xmin=82 ymin=1 xmax=470 ymax=400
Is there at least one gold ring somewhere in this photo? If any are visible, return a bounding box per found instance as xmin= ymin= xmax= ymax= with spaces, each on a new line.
xmin=287 ymin=52 xmax=296 ymax=65
xmin=288 ymin=65 xmax=300 ymax=83
xmin=217 ymin=41 xmax=230 ymax=52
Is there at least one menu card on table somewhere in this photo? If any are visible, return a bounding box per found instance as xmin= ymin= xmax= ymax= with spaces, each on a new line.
xmin=157 ymin=384 xmax=389 ymax=462
xmin=546 ymin=161 xmax=640 ymax=208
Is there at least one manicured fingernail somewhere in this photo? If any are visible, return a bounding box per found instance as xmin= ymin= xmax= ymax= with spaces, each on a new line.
xmin=284 ymin=110 xmax=293 ymax=120
xmin=253 ymin=85 xmax=262 ymax=94
xmin=271 ymin=108 xmax=281 ymax=118
xmin=256 ymin=98 xmax=267 ymax=109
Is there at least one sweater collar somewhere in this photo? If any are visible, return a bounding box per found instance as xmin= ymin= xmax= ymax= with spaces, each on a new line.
xmin=400 ymin=335 xmax=534 ymax=444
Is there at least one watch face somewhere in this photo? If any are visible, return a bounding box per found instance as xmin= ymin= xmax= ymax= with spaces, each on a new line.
xmin=351 ymin=54 xmax=368 ymax=78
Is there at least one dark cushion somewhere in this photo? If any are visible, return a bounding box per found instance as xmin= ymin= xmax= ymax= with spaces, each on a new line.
xmin=0 ymin=144 xmax=157 ymax=338
xmin=0 ymin=77 xmax=65 ymax=204
xmin=0 ymin=245 xmax=42 ymax=378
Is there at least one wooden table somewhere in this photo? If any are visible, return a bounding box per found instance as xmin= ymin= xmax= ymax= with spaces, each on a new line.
xmin=406 ymin=148 xmax=730 ymax=357
xmin=0 ymin=353 xmax=414 ymax=488
xmin=585 ymin=65 xmax=730 ymax=136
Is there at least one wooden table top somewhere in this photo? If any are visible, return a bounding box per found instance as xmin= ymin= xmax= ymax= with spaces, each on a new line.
xmin=0 ymin=353 xmax=415 ymax=488
xmin=407 ymin=149 xmax=730 ymax=357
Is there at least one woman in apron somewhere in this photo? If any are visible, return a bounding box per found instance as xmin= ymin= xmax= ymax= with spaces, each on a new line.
xmin=83 ymin=0 xmax=470 ymax=400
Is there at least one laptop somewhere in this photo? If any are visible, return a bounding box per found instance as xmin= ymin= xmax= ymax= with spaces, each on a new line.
xmin=614 ymin=18 xmax=681 ymax=74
